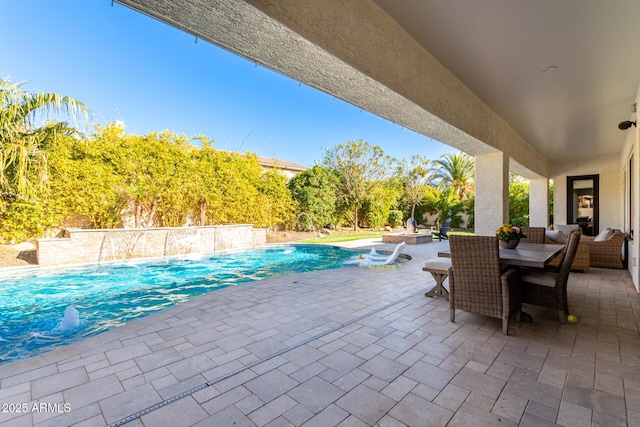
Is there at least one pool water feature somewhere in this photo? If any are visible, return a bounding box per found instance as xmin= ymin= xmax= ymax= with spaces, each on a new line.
xmin=0 ymin=244 xmax=378 ymax=363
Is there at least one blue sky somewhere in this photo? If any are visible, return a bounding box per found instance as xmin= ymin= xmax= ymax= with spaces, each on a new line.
xmin=1 ymin=1 xmax=452 ymax=167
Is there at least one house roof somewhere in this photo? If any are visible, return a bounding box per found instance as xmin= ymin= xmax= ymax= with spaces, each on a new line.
xmin=256 ymin=156 xmax=307 ymax=173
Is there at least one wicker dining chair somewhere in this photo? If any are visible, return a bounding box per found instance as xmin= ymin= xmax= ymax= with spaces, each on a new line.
xmin=521 ymin=230 xmax=581 ymax=323
xmin=448 ymin=235 xmax=522 ymax=335
xmin=520 ymin=226 xmax=546 ymax=244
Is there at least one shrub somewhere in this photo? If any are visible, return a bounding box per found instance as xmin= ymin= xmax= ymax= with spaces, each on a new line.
xmin=0 ymin=198 xmax=49 ymax=243
xmin=288 ymin=165 xmax=337 ymax=228
xmin=388 ymin=210 xmax=403 ymax=227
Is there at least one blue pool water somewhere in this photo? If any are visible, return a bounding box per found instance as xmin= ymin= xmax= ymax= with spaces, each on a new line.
xmin=0 ymin=244 xmax=364 ymax=363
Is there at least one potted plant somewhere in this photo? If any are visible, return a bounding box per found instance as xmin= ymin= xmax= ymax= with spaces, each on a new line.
xmin=496 ymin=224 xmax=526 ymax=248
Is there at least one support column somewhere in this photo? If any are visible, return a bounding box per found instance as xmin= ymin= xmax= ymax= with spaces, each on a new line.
xmin=529 ymin=178 xmax=549 ymax=227
xmin=552 ymin=175 xmax=567 ymax=226
xmin=475 ymin=152 xmax=509 ymax=236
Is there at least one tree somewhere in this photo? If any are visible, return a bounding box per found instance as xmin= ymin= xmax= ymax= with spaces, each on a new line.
xmin=463 ymin=194 xmax=475 ymax=229
xmin=397 ymin=155 xmax=432 ymax=222
xmin=46 ymin=129 xmax=126 ymax=229
xmin=431 ymin=151 xmax=475 ymax=200
xmin=288 ymin=165 xmax=337 ymax=229
xmin=203 ymin=150 xmax=263 ymax=225
xmin=509 ymin=174 xmax=530 ymax=226
xmin=257 ymin=169 xmax=296 ymax=229
xmin=423 ymin=186 xmax=466 ymax=228
xmin=94 ymin=125 xmax=193 ymax=228
xmin=361 ymin=177 xmax=402 ymax=229
xmin=189 ymin=137 xmax=222 ymax=226
xmin=140 ymin=132 xmax=196 ymax=228
xmin=323 ymin=140 xmax=391 ymax=230
xmin=0 ymin=78 xmax=88 ymax=199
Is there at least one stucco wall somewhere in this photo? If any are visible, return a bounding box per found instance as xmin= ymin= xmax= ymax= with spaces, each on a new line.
xmin=620 ymin=89 xmax=639 ymax=291
xmin=550 ymin=155 xmax=622 ymax=230
xmin=623 ymin=140 xmax=639 ymax=291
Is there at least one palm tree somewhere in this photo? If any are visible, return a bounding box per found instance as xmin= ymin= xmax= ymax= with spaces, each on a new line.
xmin=0 ymin=78 xmax=89 ymax=198
xmin=431 ymin=151 xmax=475 ymax=200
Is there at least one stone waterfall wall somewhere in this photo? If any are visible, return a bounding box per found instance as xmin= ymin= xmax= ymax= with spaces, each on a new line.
xmin=36 ymin=225 xmax=266 ymax=266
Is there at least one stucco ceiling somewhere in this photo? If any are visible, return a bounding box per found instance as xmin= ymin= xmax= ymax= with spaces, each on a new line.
xmin=373 ymin=0 xmax=640 ymax=161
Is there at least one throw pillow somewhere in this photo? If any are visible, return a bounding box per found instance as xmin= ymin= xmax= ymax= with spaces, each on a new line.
xmin=553 ymin=224 xmax=579 ymax=236
xmin=594 ymin=227 xmax=612 ymax=242
xmin=545 ymin=229 xmax=566 ymax=244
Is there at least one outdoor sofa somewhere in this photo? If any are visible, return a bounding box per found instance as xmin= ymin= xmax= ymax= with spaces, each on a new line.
xmin=581 ymin=228 xmax=626 ymax=269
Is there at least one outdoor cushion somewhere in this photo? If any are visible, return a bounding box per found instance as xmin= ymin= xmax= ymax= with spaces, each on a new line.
xmin=594 ymin=227 xmax=612 ymax=242
xmin=521 ymin=270 xmax=557 ymax=288
xmin=423 ymin=258 xmax=452 ymax=273
xmin=553 ymin=224 xmax=579 ymax=237
xmin=545 ymin=229 xmax=566 ymax=244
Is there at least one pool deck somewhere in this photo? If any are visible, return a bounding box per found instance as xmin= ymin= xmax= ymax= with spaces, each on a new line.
xmin=0 ymin=239 xmax=638 ymax=426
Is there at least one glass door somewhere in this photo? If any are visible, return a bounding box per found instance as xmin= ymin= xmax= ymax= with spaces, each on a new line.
xmin=566 ymin=175 xmax=599 ymax=236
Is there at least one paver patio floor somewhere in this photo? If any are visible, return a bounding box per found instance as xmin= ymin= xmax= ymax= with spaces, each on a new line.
xmin=0 ymin=239 xmax=638 ymax=426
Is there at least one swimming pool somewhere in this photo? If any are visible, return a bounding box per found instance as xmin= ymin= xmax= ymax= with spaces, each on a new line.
xmin=0 ymin=244 xmax=371 ymax=363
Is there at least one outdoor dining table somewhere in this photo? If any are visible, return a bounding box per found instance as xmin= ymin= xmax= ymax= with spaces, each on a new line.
xmin=423 ymin=242 xmax=565 ymax=300
xmin=438 ymin=242 xmax=565 ymax=268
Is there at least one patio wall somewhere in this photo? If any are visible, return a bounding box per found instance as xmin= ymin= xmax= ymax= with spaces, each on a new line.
xmin=36 ymin=225 xmax=266 ymax=266
xmin=551 ymin=154 xmax=633 ymax=290
xmin=621 ymin=86 xmax=640 ymax=292
xmin=551 ymin=154 xmax=623 ymax=231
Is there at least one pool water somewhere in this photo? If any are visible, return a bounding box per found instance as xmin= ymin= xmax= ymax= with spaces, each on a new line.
xmin=0 ymin=245 xmax=362 ymax=363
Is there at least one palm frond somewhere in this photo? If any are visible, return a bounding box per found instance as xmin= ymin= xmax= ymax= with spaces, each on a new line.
xmin=0 ymin=78 xmax=89 ymax=198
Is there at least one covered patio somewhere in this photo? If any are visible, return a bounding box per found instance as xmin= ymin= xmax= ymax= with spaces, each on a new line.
xmin=3 ymin=1 xmax=637 ymax=425
xmin=114 ymin=0 xmax=640 ymax=293
xmin=0 ymin=240 xmax=637 ymax=426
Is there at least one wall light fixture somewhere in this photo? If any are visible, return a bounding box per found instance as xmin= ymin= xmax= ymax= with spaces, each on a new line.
xmin=618 ymin=120 xmax=636 ymax=130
